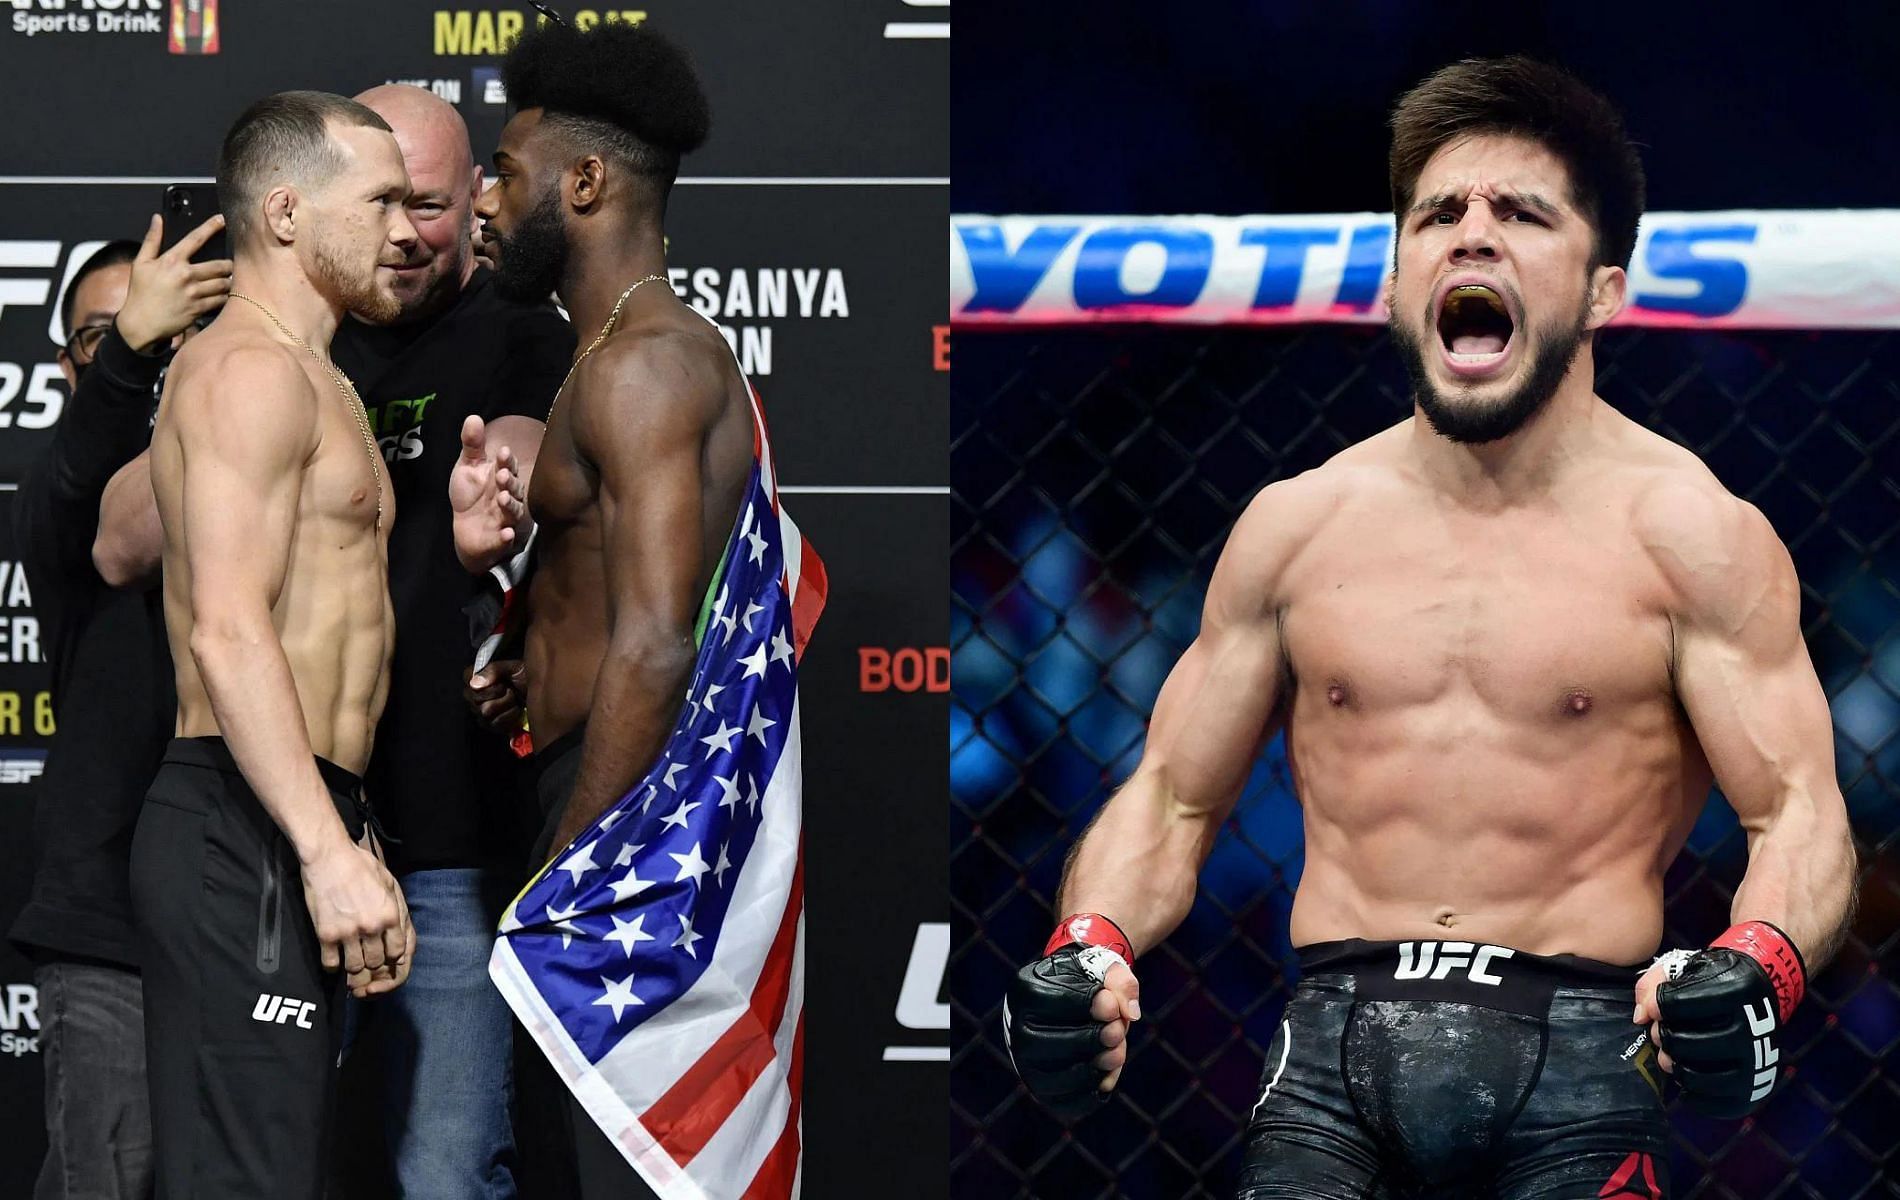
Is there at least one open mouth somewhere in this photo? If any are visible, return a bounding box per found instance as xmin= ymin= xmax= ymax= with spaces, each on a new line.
xmin=1435 ymin=284 xmax=1516 ymax=376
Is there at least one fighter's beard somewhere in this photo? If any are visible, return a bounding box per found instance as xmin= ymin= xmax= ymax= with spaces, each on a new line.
xmin=491 ymin=187 xmax=569 ymax=304
xmin=313 ymin=231 xmax=401 ymax=325
xmin=1391 ymin=294 xmax=1591 ymax=446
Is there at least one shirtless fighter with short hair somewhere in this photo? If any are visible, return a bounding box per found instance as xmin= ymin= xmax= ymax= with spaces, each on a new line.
xmin=131 ymin=90 xmax=418 ymax=1199
xmin=1004 ymin=57 xmax=1856 ymax=1199
xmin=450 ymin=21 xmax=749 ymax=1198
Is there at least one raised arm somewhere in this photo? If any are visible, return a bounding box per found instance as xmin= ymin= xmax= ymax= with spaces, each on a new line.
xmin=1656 ymin=486 xmax=1856 ymax=967
xmin=81 ymin=212 xmax=233 ymax=589
xmin=540 ymin=336 xmax=717 ymax=856
xmin=447 ymin=308 xmax=565 ymax=573
xmin=168 ymin=347 xmax=408 ymax=993
xmin=449 ymin=414 xmax=534 ymax=574
xmin=1057 ymin=481 xmax=1304 ymax=955
xmin=14 ymin=327 xmax=163 ymax=586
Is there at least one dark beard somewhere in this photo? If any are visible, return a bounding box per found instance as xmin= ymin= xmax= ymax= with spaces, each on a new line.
xmin=1391 ymin=299 xmax=1590 ymax=445
xmin=491 ymin=187 xmax=568 ymax=303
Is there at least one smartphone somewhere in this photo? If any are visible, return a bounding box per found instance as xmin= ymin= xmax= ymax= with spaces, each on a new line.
xmin=157 ymin=183 xmax=227 ymax=262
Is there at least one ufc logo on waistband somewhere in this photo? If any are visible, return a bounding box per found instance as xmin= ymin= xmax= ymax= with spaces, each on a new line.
xmin=1394 ymin=941 xmax=1515 ymax=985
xmin=251 ymin=993 xmax=316 ymax=1029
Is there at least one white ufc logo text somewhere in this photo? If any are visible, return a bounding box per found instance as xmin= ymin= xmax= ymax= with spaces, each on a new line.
xmin=251 ymin=993 xmax=315 ymax=1029
xmin=1394 ymin=941 xmax=1515 ymax=986
xmin=1745 ymin=997 xmax=1778 ymax=1101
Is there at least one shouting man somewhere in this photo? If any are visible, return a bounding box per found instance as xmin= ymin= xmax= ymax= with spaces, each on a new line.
xmin=1004 ymin=57 xmax=1856 ymax=1200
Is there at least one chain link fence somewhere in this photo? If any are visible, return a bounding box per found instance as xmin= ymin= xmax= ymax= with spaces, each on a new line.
xmin=950 ymin=325 xmax=1900 ymax=1199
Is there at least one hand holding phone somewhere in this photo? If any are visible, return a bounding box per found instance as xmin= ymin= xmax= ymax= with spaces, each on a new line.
xmin=157 ymin=184 xmax=227 ymax=262
xmin=119 ymin=205 xmax=232 ymax=353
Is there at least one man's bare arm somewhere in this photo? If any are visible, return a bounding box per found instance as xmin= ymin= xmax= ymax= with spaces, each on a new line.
xmin=1656 ymin=485 xmax=1857 ymax=969
xmin=542 ymin=338 xmax=715 ymax=856
xmin=486 ymin=414 xmax=544 ymax=487
xmin=1057 ymin=480 xmax=1309 ymax=956
xmin=171 ymin=347 xmax=410 ymax=991
xmin=94 ymin=449 xmax=162 ymax=588
xmin=172 ymin=349 xmax=353 ymax=856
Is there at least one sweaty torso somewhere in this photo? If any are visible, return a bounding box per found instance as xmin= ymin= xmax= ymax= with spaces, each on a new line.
xmin=524 ymin=310 xmax=754 ymax=750
xmin=154 ymin=331 xmax=395 ymax=772
xmin=1277 ymin=413 xmax=1715 ymax=964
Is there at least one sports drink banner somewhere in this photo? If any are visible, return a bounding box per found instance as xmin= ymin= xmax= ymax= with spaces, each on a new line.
xmin=951 ymin=210 xmax=1900 ymax=328
xmin=0 ymin=2 xmax=947 ymax=1194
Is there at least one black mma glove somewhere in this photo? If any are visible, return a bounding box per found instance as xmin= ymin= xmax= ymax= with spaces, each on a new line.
xmin=1003 ymin=914 xmax=1134 ymax=1119
xmin=1653 ymin=921 xmax=1806 ymax=1118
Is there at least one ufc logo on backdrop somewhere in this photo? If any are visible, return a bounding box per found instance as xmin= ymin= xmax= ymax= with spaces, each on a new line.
xmin=1394 ymin=940 xmax=1515 ymax=985
xmin=251 ymin=993 xmax=316 ymax=1029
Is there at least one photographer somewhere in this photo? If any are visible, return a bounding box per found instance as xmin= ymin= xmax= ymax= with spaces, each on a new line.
xmin=6 ymin=215 xmax=229 ymax=1200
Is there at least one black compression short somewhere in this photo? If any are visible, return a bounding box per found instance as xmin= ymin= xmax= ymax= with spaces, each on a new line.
xmin=1237 ymin=939 xmax=1669 ymax=1200
xmin=130 ymin=737 xmax=369 ymax=1200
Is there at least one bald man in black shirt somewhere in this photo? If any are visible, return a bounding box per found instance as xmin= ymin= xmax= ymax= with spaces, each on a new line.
xmin=332 ymin=83 xmax=570 ymax=1198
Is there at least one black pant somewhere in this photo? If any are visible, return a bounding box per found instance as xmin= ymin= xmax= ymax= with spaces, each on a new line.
xmin=1238 ymin=939 xmax=1670 ymax=1200
xmin=523 ymin=726 xmax=660 ymax=1200
xmin=130 ymin=737 xmax=366 ymax=1200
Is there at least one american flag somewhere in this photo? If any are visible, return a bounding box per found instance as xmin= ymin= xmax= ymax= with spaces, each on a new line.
xmin=490 ymin=387 xmax=826 ymax=1199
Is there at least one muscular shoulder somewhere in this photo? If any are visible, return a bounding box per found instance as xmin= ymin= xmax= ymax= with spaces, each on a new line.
xmin=1226 ymin=427 xmax=1407 ymax=561
xmin=167 ymin=334 xmax=318 ymax=424
xmin=1209 ymin=465 xmax=1352 ymax=621
xmin=1628 ymin=453 xmax=1793 ymax=635
xmin=571 ymin=323 xmax=733 ymax=437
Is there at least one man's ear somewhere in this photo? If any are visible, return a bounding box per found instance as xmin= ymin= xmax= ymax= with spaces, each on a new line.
xmin=569 ymin=155 xmax=606 ymax=211
xmin=56 ymin=348 xmax=76 ymax=390
xmin=263 ymin=185 xmax=299 ymax=244
xmin=1585 ymin=263 xmax=1627 ymax=331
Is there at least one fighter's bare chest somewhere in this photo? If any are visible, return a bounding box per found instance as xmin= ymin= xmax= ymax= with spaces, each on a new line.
xmin=1280 ymin=509 xmax=1674 ymax=714
xmin=304 ymin=396 xmax=391 ymax=531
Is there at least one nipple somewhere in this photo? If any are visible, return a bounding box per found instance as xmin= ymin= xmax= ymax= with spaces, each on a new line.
xmin=1564 ymin=689 xmax=1593 ymax=717
xmin=1326 ymin=681 xmax=1349 ymax=708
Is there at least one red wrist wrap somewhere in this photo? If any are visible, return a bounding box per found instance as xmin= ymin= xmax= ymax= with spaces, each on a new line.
xmin=1712 ymin=920 xmax=1806 ymax=1023
xmin=1044 ymin=913 xmax=1133 ymax=963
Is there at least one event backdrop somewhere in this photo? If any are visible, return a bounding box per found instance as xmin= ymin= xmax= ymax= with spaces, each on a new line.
xmin=0 ymin=1 xmax=947 ymax=1193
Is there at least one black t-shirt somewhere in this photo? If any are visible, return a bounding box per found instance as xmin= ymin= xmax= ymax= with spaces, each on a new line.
xmin=333 ymin=268 xmax=574 ymax=874
xmin=8 ymin=328 xmax=175 ymax=969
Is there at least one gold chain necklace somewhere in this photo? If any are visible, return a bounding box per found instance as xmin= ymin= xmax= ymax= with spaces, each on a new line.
xmin=226 ymin=292 xmax=384 ymax=529
xmin=549 ymin=274 xmax=670 ymax=421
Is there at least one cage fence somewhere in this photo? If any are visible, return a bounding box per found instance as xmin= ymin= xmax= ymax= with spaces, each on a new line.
xmin=951 ymin=325 xmax=1900 ymax=1199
